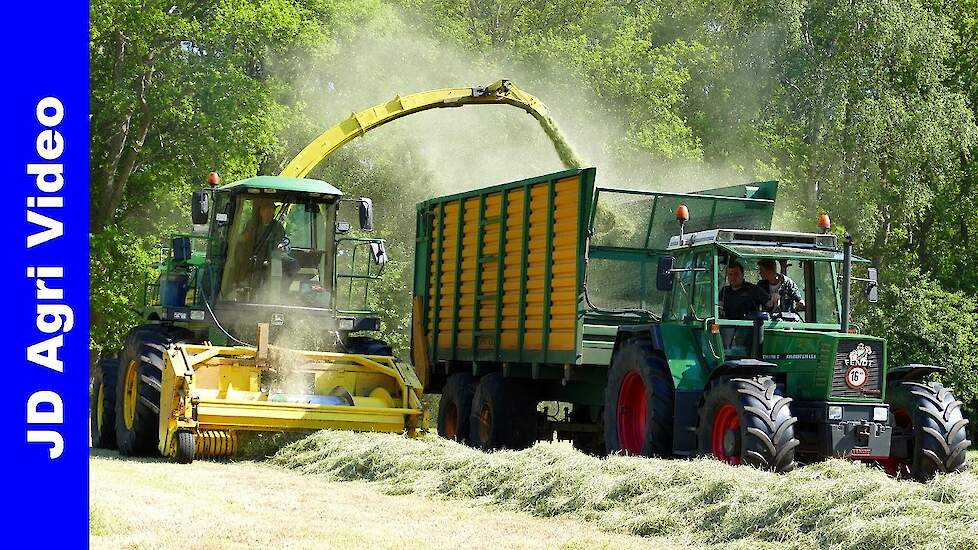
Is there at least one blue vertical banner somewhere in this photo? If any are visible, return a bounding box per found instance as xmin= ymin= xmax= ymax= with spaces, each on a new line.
xmin=3 ymin=2 xmax=89 ymax=543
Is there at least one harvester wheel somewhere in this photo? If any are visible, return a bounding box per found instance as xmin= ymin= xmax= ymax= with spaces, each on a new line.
xmin=90 ymin=356 xmax=119 ymax=449
xmin=115 ymin=325 xmax=190 ymax=457
xmin=882 ymin=380 xmax=970 ymax=481
xmin=698 ymin=376 xmax=798 ymax=472
xmin=175 ymin=431 xmax=195 ymax=464
xmin=603 ymin=337 xmax=673 ymax=457
xmin=438 ymin=373 xmax=477 ymax=443
xmin=469 ymin=373 xmax=537 ymax=451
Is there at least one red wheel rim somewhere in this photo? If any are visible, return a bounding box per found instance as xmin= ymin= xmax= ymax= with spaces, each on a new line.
xmin=616 ymin=371 xmax=648 ymax=455
xmin=711 ymin=403 xmax=742 ymax=465
xmin=444 ymin=402 xmax=458 ymax=440
xmin=880 ymin=408 xmax=913 ymax=478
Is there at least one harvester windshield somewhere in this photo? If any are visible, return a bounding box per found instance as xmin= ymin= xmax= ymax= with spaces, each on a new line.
xmin=220 ymin=195 xmax=334 ymax=307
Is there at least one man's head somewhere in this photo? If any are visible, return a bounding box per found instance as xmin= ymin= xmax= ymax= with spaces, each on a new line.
xmin=257 ymin=201 xmax=277 ymax=225
xmin=726 ymin=261 xmax=745 ymax=288
xmin=757 ymin=259 xmax=778 ymax=283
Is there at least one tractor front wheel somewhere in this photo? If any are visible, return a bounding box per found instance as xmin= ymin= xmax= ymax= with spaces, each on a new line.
xmin=882 ymin=380 xmax=969 ymax=481
xmin=90 ymin=356 xmax=119 ymax=449
xmin=698 ymin=376 xmax=798 ymax=472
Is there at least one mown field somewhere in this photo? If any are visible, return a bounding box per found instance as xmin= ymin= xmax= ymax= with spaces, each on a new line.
xmin=92 ymin=433 xmax=978 ymax=549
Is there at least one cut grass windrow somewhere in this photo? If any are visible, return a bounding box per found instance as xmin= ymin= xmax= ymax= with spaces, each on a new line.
xmin=272 ymin=431 xmax=978 ymax=550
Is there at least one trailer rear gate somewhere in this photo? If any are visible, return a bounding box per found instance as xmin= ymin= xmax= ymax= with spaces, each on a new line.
xmin=413 ymin=168 xmax=595 ymax=371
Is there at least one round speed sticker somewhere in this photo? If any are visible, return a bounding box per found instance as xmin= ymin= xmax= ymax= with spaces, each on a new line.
xmin=845 ymin=365 xmax=869 ymax=389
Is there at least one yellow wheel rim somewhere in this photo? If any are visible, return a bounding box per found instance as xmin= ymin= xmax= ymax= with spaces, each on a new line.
xmin=123 ymin=361 xmax=139 ymax=430
xmin=96 ymin=383 xmax=105 ymax=431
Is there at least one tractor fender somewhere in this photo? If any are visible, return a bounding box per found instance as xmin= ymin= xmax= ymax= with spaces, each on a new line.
xmin=612 ymin=324 xmax=666 ymax=357
xmin=706 ymin=358 xmax=780 ymax=385
xmin=887 ymin=363 xmax=946 ymax=383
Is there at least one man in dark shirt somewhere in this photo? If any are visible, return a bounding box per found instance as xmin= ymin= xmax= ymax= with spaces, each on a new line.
xmin=719 ymin=261 xmax=770 ymax=319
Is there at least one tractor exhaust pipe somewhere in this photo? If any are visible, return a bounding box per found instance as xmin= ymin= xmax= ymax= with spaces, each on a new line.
xmin=840 ymin=233 xmax=852 ymax=334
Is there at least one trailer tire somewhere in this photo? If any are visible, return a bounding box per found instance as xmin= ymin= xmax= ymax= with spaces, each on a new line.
xmin=90 ymin=356 xmax=119 ymax=449
xmin=883 ymin=380 xmax=970 ymax=481
xmin=115 ymin=325 xmax=190 ymax=457
xmin=469 ymin=373 xmax=537 ymax=451
xmin=175 ymin=431 xmax=195 ymax=464
xmin=603 ymin=337 xmax=674 ymax=457
xmin=698 ymin=376 xmax=798 ymax=472
xmin=438 ymin=373 xmax=477 ymax=443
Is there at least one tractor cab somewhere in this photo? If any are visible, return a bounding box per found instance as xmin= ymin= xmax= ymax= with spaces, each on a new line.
xmin=655 ymin=228 xmax=879 ymax=361
xmin=144 ymin=174 xmax=388 ymax=349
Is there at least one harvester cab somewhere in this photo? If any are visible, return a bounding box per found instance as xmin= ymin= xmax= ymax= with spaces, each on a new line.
xmin=90 ymin=172 xmax=425 ymax=464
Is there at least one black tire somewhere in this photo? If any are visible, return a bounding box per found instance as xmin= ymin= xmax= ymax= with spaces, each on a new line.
xmin=346 ymin=336 xmax=393 ymax=357
xmin=697 ymin=376 xmax=798 ymax=472
xmin=90 ymin=356 xmax=119 ymax=449
xmin=469 ymin=372 xmax=537 ymax=451
xmin=115 ymin=325 xmax=189 ymax=456
xmin=175 ymin=431 xmax=195 ymax=464
xmin=438 ymin=373 xmax=477 ymax=443
xmin=603 ymin=337 xmax=674 ymax=457
xmin=885 ymin=380 xmax=970 ymax=481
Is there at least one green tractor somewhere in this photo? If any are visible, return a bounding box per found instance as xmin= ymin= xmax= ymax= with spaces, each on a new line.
xmin=413 ymin=168 xmax=970 ymax=480
xmin=91 ymin=173 xmax=425 ymax=462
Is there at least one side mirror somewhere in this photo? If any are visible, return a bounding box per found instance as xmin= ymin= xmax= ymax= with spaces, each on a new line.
xmin=191 ymin=190 xmax=209 ymax=225
xmin=172 ymin=236 xmax=191 ymax=262
xmin=370 ymin=241 xmax=388 ymax=269
xmin=656 ymin=256 xmax=675 ymax=291
xmin=866 ymin=267 xmax=879 ymax=303
xmin=358 ymin=198 xmax=374 ymax=231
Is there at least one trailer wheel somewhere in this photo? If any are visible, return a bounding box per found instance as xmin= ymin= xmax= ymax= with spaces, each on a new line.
xmin=469 ymin=373 xmax=537 ymax=451
xmin=698 ymin=376 xmax=798 ymax=472
xmin=115 ymin=325 xmax=189 ymax=457
xmin=90 ymin=356 xmax=119 ymax=449
xmin=174 ymin=431 xmax=195 ymax=464
xmin=882 ymin=380 xmax=970 ymax=481
xmin=603 ymin=337 xmax=674 ymax=457
xmin=438 ymin=373 xmax=477 ymax=443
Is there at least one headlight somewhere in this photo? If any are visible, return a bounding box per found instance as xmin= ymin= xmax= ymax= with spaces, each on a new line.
xmin=873 ymin=406 xmax=889 ymax=422
xmin=339 ymin=318 xmax=354 ymax=331
xmin=828 ymin=405 xmax=843 ymax=420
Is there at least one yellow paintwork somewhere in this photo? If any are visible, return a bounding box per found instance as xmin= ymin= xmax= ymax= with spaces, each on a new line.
xmin=123 ymin=360 xmax=138 ymax=430
xmin=279 ymin=80 xmax=570 ymax=178
xmin=156 ymin=340 xmax=426 ymax=461
xmin=427 ymin=175 xmax=583 ymax=356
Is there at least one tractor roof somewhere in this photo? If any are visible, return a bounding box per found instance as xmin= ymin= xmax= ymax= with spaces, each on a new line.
xmin=220 ymin=175 xmax=343 ymax=197
xmin=667 ymin=228 xmax=870 ymax=263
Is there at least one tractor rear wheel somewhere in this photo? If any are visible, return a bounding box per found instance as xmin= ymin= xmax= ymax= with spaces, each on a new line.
xmin=882 ymin=380 xmax=970 ymax=481
xmin=603 ymin=337 xmax=674 ymax=457
xmin=115 ymin=325 xmax=189 ymax=457
xmin=468 ymin=373 xmax=537 ymax=451
xmin=90 ymin=356 xmax=119 ymax=449
xmin=438 ymin=373 xmax=477 ymax=443
xmin=698 ymin=376 xmax=798 ymax=472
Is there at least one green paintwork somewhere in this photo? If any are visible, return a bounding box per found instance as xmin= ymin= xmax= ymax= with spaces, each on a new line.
xmin=219 ymin=175 xmax=343 ymax=196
